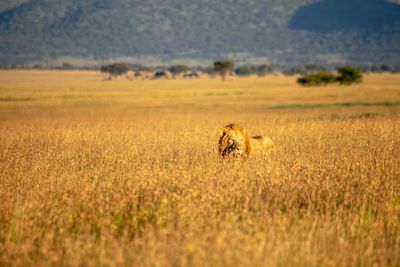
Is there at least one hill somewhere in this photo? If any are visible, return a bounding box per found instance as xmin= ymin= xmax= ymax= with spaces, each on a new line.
xmin=289 ymin=0 xmax=400 ymax=32
xmin=0 ymin=0 xmax=399 ymax=67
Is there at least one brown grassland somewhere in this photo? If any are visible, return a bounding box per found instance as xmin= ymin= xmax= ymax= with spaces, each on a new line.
xmin=0 ymin=70 xmax=399 ymax=266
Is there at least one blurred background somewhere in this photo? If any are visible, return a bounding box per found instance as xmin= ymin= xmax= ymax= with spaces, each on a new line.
xmin=0 ymin=0 xmax=399 ymax=70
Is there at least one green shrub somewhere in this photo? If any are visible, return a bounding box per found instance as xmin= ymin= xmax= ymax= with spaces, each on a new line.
xmin=297 ymin=66 xmax=363 ymax=86
xmin=297 ymin=72 xmax=337 ymax=86
xmin=336 ymin=66 xmax=363 ymax=85
xmin=100 ymin=63 xmax=130 ymax=80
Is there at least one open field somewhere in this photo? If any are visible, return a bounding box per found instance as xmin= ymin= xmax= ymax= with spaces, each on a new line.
xmin=0 ymin=71 xmax=399 ymax=266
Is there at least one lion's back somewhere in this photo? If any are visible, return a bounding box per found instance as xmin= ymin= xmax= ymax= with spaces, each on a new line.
xmin=249 ymin=135 xmax=274 ymax=153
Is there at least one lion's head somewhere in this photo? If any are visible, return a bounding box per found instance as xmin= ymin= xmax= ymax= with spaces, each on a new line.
xmin=218 ymin=124 xmax=250 ymax=158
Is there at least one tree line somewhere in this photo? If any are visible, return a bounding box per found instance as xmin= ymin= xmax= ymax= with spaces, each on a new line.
xmin=2 ymin=60 xmax=398 ymax=86
xmin=297 ymin=66 xmax=363 ymax=86
xmin=99 ymin=61 xmax=367 ymax=86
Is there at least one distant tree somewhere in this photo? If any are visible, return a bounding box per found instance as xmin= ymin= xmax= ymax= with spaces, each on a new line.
xmin=100 ymin=63 xmax=130 ymax=80
xmin=297 ymin=72 xmax=337 ymax=86
xmin=168 ymin=65 xmax=190 ymax=77
xmin=336 ymin=66 xmax=362 ymax=85
xmin=213 ymin=60 xmax=235 ymax=80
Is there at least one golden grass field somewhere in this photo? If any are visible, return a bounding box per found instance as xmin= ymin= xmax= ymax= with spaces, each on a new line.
xmin=0 ymin=70 xmax=399 ymax=266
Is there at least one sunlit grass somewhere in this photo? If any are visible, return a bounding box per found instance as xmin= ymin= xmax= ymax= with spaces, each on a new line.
xmin=0 ymin=71 xmax=399 ymax=266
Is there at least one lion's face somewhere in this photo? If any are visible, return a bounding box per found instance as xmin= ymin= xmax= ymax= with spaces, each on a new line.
xmin=218 ymin=124 xmax=249 ymax=158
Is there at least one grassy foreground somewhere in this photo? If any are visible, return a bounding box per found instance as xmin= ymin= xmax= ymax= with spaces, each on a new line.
xmin=0 ymin=71 xmax=399 ymax=266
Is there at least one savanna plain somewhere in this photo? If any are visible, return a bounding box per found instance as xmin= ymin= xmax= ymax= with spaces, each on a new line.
xmin=0 ymin=70 xmax=399 ymax=266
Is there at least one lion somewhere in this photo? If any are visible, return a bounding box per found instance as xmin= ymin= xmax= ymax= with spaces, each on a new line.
xmin=218 ymin=123 xmax=273 ymax=158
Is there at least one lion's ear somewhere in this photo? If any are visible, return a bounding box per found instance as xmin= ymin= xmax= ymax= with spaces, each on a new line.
xmin=242 ymin=127 xmax=247 ymax=136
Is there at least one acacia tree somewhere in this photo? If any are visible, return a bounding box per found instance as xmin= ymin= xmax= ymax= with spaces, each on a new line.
xmin=336 ymin=66 xmax=363 ymax=85
xmin=213 ymin=60 xmax=235 ymax=80
xmin=100 ymin=63 xmax=130 ymax=80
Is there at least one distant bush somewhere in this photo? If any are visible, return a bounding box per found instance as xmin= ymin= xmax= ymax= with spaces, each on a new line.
xmin=100 ymin=63 xmax=130 ymax=80
xmin=336 ymin=66 xmax=362 ymax=85
xmin=297 ymin=66 xmax=363 ymax=86
xmin=297 ymin=72 xmax=337 ymax=86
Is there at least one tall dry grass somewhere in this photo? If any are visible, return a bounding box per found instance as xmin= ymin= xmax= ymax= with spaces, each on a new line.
xmin=0 ymin=71 xmax=399 ymax=266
